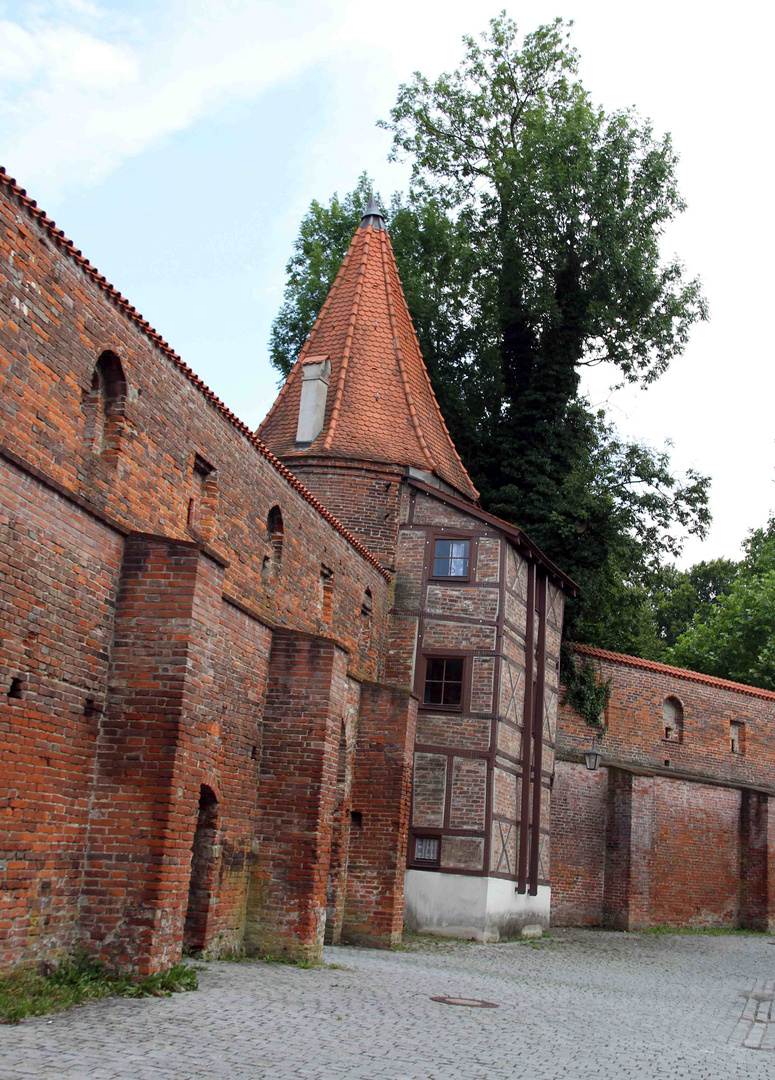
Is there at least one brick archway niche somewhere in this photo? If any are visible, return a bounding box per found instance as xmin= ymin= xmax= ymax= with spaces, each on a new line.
xmin=183 ymin=785 xmax=219 ymax=952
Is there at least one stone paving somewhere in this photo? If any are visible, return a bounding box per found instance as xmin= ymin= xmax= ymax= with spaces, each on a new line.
xmin=1 ymin=929 xmax=774 ymax=1079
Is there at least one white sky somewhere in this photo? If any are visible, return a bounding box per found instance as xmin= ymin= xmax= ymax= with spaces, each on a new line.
xmin=1 ymin=0 xmax=772 ymax=567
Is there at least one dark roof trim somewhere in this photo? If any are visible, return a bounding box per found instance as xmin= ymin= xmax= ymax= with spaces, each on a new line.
xmin=0 ymin=166 xmax=390 ymax=581
xmin=407 ymin=477 xmax=579 ymax=594
xmin=360 ymin=192 xmax=385 ymax=230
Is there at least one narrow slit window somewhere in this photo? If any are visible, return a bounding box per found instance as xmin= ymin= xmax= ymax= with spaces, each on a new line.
xmin=730 ymin=721 xmax=745 ymax=755
xmin=188 ymin=454 xmax=217 ymax=537
xmin=266 ymin=505 xmax=284 ymax=567
xmin=359 ymin=587 xmax=373 ymax=649
xmin=319 ymin=565 xmax=334 ymax=622
xmin=432 ymin=538 xmax=470 ymax=578
xmin=423 ymin=657 xmax=464 ymax=708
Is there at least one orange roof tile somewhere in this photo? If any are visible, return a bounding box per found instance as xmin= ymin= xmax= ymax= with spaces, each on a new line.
xmin=574 ymin=644 xmax=775 ymax=702
xmin=258 ymin=204 xmax=479 ymax=502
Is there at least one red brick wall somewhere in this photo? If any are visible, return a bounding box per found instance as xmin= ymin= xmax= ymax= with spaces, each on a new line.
xmin=0 ymin=178 xmax=408 ymax=973
xmin=553 ymin=651 xmax=775 ymax=930
xmin=324 ymin=678 xmax=361 ymax=945
xmin=0 ymin=461 xmax=123 ymax=969
xmin=343 ymin=682 xmax=417 ymax=947
xmin=649 ymin=777 xmax=740 ymax=927
xmin=559 ymin=651 xmax=775 ymax=789
xmin=79 ymin=536 xmax=225 ymax=973
xmin=284 ymin=460 xmax=404 ymax=568
xmin=552 ymin=765 xmax=747 ymax=930
xmin=0 ymin=182 xmax=389 ymax=680
xmin=741 ymin=791 xmax=770 ymax=930
xmin=247 ymin=631 xmax=348 ymax=961
xmin=550 ymin=763 xmax=607 ymax=926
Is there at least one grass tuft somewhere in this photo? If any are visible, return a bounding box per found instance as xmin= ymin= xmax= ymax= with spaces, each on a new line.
xmin=0 ymin=953 xmax=200 ymax=1024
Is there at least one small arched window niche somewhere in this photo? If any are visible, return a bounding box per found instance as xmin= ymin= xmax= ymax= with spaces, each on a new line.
xmin=183 ymin=785 xmax=219 ymax=953
xmin=662 ymin=696 xmax=684 ymax=743
xmin=83 ymin=350 xmax=127 ymax=464
xmin=186 ymin=453 xmax=218 ymax=540
xmin=319 ymin=564 xmax=334 ymax=623
xmin=267 ymin=505 xmax=284 ymax=565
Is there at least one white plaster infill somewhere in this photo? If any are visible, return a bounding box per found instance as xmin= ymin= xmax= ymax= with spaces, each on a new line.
xmin=404 ymin=869 xmax=550 ymax=942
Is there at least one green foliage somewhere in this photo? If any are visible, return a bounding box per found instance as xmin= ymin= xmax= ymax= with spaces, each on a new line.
xmin=381 ymin=13 xmax=709 ymax=646
xmin=269 ymin=15 xmax=710 ymax=651
xmin=0 ymin=953 xmax=199 ymax=1024
xmin=648 ymin=558 xmax=739 ymax=652
xmin=561 ymin=644 xmax=612 ymax=729
xmin=665 ymin=519 xmax=775 ymax=689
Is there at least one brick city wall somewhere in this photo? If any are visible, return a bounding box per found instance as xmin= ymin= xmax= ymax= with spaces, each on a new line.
xmin=552 ymin=648 xmax=775 ymax=930
xmin=283 ymin=459 xmax=405 ymax=569
xmin=0 ymin=175 xmax=409 ymax=973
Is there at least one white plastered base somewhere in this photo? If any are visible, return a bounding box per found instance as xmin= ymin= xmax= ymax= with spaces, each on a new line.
xmin=404 ymin=869 xmax=550 ymax=942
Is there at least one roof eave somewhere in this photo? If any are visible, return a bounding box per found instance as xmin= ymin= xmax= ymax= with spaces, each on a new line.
xmin=406 ymin=476 xmax=579 ymax=594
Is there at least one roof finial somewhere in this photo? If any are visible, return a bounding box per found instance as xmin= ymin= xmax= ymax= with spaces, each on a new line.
xmin=360 ymin=193 xmax=385 ymax=231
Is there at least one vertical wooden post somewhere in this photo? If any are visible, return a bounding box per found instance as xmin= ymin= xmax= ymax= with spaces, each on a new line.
xmin=517 ymin=561 xmax=535 ymax=894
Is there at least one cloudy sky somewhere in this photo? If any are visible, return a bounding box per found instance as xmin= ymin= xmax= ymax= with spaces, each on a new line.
xmin=1 ymin=0 xmax=772 ymax=566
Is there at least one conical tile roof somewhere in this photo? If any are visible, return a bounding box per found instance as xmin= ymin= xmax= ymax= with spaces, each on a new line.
xmin=258 ymin=204 xmax=478 ymax=502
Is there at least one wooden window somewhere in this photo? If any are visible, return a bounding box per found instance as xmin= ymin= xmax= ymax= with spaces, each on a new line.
xmin=413 ymin=836 xmax=440 ymax=864
xmin=423 ymin=656 xmax=464 ymax=708
xmin=432 ymin=538 xmax=470 ymax=579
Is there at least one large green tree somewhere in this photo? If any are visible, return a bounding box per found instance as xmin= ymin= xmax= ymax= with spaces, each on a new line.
xmin=648 ymin=557 xmax=739 ymax=654
xmin=269 ymin=16 xmax=711 ymax=649
xmin=665 ymin=520 xmax=775 ymax=689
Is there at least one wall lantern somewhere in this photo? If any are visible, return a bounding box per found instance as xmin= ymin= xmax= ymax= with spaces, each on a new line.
xmin=584 ymin=745 xmax=603 ymax=771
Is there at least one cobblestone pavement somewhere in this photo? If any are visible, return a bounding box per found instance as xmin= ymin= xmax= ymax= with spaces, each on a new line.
xmin=2 ymin=929 xmax=774 ymax=1080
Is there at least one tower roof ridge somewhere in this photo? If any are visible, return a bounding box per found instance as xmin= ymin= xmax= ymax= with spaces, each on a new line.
xmin=322 ymin=227 xmax=373 ymax=449
xmin=378 ymin=228 xmax=437 ymax=473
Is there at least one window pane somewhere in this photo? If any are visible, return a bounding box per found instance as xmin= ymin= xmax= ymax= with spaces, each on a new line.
xmin=426 ymin=658 xmax=446 ymax=681
xmin=442 ymin=680 xmax=462 ymax=706
xmin=433 ymin=538 xmax=469 ymax=576
xmin=415 ymin=837 xmax=439 ymax=862
xmin=444 ymin=659 xmax=464 ymax=682
xmin=424 ymin=681 xmax=444 ymax=705
xmin=424 ymin=657 xmax=464 ymax=708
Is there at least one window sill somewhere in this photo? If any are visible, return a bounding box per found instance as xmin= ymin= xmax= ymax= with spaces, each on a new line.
xmin=418 ymin=703 xmax=464 ymax=713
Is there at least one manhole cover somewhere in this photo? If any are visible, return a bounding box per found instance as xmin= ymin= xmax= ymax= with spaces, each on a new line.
xmin=430 ymin=996 xmax=499 ymax=1008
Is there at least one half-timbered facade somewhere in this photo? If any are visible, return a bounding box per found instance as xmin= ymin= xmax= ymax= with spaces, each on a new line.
xmin=260 ymin=197 xmax=576 ymax=938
